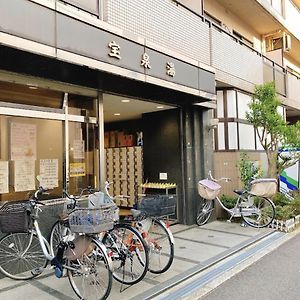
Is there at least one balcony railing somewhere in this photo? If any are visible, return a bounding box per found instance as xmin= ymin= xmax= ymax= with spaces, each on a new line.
xmin=287 ymin=72 xmax=300 ymax=102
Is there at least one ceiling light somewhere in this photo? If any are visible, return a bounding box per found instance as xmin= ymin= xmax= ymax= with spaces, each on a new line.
xmin=28 ymin=85 xmax=38 ymax=90
xmin=157 ymin=105 xmax=164 ymax=109
xmin=114 ymin=113 xmax=121 ymax=116
xmin=121 ymin=99 xmax=130 ymax=103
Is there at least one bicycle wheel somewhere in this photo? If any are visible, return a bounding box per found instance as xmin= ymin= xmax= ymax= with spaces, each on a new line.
xmin=0 ymin=232 xmax=47 ymax=280
xmin=103 ymin=223 xmax=149 ymax=285
xmin=196 ymin=199 xmax=214 ymax=226
xmin=241 ymin=195 xmax=275 ymax=228
xmin=146 ymin=219 xmax=174 ymax=274
xmin=49 ymin=220 xmax=74 ymax=257
xmin=67 ymin=238 xmax=112 ymax=300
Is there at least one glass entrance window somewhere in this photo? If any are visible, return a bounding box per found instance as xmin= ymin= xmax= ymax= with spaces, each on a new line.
xmin=0 ymin=115 xmax=63 ymax=202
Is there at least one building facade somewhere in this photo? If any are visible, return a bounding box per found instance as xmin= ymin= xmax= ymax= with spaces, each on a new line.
xmin=0 ymin=0 xmax=299 ymax=225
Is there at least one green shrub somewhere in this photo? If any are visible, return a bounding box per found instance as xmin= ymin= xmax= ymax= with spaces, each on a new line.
xmin=275 ymin=205 xmax=295 ymax=220
xmin=220 ymin=194 xmax=238 ymax=209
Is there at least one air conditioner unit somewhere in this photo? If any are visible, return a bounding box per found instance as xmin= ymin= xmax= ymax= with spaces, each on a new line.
xmin=283 ymin=32 xmax=292 ymax=52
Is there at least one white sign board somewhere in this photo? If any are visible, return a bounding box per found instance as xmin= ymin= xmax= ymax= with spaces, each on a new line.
xmin=39 ymin=159 xmax=58 ymax=188
xmin=0 ymin=161 xmax=9 ymax=193
xmin=11 ymin=122 xmax=37 ymax=160
xmin=14 ymin=160 xmax=35 ymax=192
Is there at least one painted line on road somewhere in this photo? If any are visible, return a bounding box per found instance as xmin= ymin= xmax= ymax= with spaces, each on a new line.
xmin=158 ymin=231 xmax=285 ymax=300
xmin=175 ymin=236 xmax=230 ymax=249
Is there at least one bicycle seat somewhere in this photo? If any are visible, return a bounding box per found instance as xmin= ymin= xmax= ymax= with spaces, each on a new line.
xmin=131 ymin=208 xmax=142 ymax=218
xmin=233 ymin=189 xmax=244 ymax=195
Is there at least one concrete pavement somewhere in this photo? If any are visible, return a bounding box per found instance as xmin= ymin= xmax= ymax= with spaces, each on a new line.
xmin=0 ymin=220 xmax=277 ymax=300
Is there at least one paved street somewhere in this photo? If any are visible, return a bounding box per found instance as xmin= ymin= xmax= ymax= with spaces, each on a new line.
xmin=0 ymin=221 xmax=275 ymax=300
xmin=201 ymin=229 xmax=300 ymax=300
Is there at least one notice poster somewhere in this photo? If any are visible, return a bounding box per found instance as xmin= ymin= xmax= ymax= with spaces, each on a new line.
xmin=70 ymin=162 xmax=86 ymax=177
xmin=11 ymin=122 xmax=37 ymax=160
xmin=14 ymin=160 xmax=35 ymax=192
xmin=39 ymin=159 xmax=58 ymax=188
xmin=0 ymin=161 xmax=9 ymax=193
xmin=73 ymin=140 xmax=85 ymax=159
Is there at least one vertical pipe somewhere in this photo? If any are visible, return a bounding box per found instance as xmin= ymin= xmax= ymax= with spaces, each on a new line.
xmin=63 ymin=92 xmax=69 ymax=192
xmin=98 ymin=92 xmax=105 ymax=190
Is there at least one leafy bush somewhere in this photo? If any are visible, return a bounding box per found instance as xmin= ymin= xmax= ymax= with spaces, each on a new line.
xmin=275 ymin=205 xmax=295 ymax=220
xmin=220 ymin=194 xmax=238 ymax=209
xmin=237 ymin=152 xmax=262 ymax=189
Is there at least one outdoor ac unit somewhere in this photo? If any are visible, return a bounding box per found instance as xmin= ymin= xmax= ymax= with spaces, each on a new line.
xmin=283 ymin=32 xmax=292 ymax=52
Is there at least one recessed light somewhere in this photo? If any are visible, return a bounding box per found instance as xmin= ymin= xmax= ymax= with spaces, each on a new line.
xmin=121 ymin=99 xmax=130 ymax=103
xmin=114 ymin=113 xmax=121 ymax=116
xmin=157 ymin=105 xmax=164 ymax=109
xmin=28 ymin=85 xmax=38 ymax=90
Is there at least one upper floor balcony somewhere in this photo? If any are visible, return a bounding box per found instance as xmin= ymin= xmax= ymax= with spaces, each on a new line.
xmin=0 ymin=0 xmax=299 ymax=117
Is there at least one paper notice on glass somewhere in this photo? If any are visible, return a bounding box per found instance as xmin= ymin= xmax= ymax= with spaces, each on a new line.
xmin=73 ymin=140 xmax=85 ymax=159
xmin=11 ymin=122 xmax=37 ymax=160
xmin=39 ymin=159 xmax=58 ymax=188
xmin=14 ymin=160 xmax=35 ymax=192
xmin=70 ymin=162 xmax=86 ymax=177
xmin=0 ymin=161 xmax=9 ymax=194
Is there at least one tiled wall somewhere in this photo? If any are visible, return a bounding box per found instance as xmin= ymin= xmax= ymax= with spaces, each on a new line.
xmin=104 ymin=0 xmax=211 ymax=65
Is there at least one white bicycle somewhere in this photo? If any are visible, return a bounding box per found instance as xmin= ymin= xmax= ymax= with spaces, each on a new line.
xmin=196 ymin=171 xmax=276 ymax=228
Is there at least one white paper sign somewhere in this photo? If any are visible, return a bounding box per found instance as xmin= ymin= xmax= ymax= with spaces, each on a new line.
xmin=73 ymin=140 xmax=85 ymax=159
xmin=0 ymin=161 xmax=9 ymax=193
xmin=39 ymin=159 xmax=58 ymax=188
xmin=14 ymin=160 xmax=35 ymax=192
xmin=11 ymin=122 xmax=37 ymax=160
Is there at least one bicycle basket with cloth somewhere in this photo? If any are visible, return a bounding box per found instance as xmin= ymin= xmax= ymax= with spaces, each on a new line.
xmin=0 ymin=201 xmax=31 ymax=233
xmin=68 ymin=203 xmax=117 ymax=234
xmin=198 ymin=179 xmax=221 ymax=200
xmin=249 ymin=178 xmax=277 ymax=198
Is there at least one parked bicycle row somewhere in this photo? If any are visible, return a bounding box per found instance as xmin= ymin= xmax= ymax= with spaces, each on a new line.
xmin=0 ymin=170 xmax=277 ymax=299
xmin=0 ymin=179 xmax=175 ymax=300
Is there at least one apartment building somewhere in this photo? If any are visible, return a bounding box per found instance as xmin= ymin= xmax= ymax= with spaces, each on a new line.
xmin=0 ymin=0 xmax=299 ymax=225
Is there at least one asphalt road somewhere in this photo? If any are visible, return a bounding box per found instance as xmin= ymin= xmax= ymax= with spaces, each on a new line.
xmin=202 ymin=231 xmax=300 ymax=300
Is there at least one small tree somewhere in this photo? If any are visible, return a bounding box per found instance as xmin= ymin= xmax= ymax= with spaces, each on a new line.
xmin=237 ymin=152 xmax=262 ymax=189
xmin=246 ymin=82 xmax=300 ymax=178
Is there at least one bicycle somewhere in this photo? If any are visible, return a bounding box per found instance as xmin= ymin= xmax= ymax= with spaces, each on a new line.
xmin=0 ymin=186 xmax=113 ymax=300
xmin=105 ymin=181 xmax=175 ymax=274
xmin=49 ymin=187 xmax=149 ymax=286
xmin=196 ymin=171 xmax=276 ymax=228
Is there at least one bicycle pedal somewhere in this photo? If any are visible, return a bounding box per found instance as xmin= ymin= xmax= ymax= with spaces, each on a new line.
xmin=31 ymin=267 xmax=44 ymax=276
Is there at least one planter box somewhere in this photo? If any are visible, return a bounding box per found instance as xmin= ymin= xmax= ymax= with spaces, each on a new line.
xmin=269 ymin=218 xmax=296 ymax=232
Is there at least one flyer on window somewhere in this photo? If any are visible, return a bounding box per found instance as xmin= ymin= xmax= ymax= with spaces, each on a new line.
xmin=39 ymin=159 xmax=58 ymax=188
xmin=10 ymin=122 xmax=37 ymax=160
xmin=0 ymin=161 xmax=9 ymax=194
xmin=14 ymin=160 xmax=35 ymax=192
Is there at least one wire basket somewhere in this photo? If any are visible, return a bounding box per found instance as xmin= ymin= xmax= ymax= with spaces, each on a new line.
xmin=198 ymin=179 xmax=221 ymax=200
xmin=68 ymin=203 xmax=117 ymax=234
xmin=137 ymin=194 xmax=176 ymax=217
xmin=0 ymin=201 xmax=31 ymax=233
xmin=249 ymin=178 xmax=277 ymax=198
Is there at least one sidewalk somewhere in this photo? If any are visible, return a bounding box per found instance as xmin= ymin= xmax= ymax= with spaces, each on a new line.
xmin=0 ymin=221 xmax=277 ymax=300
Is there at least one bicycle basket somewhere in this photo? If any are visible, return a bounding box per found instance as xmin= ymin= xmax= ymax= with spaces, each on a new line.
xmin=0 ymin=201 xmax=31 ymax=233
xmin=68 ymin=203 xmax=117 ymax=234
xmin=137 ymin=194 xmax=176 ymax=217
xmin=249 ymin=178 xmax=277 ymax=198
xmin=198 ymin=179 xmax=221 ymax=200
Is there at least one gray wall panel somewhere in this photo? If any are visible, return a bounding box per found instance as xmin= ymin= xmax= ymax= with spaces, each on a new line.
xmin=146 ymin=49 xmax=198 ymax=89
xmin=0 ymin=0 xmax=55 ymax=46
xmin=199 ymin=69 xmax=215 ymax=94
xmin=57 ymin=14 xmax=144 ymax=74
xmin=59 ymin=0 xmax=99 ymax=15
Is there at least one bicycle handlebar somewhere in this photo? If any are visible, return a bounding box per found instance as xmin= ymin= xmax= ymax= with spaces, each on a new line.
xmin=208 ymin=170 xmax=231 ymax=182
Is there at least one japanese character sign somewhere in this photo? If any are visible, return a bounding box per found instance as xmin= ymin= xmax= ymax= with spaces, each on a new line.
xmin=141 ymin=53 xmax=151 ymax=69
xmin=108 ymin=41 xmax=121 ymax=59
xmin=166 ymin=62 xmax=176 ymax=77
